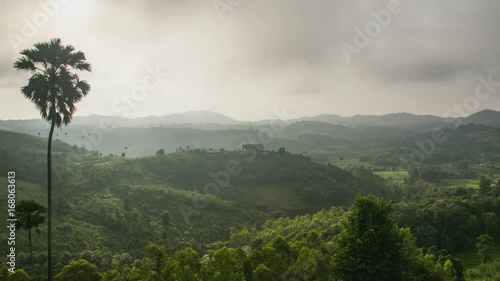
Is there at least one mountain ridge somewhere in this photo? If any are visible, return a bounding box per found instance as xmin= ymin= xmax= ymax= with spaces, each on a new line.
xmin=1 ymin=109 xmax=499 ymax=129
xmin=2 ymin=109 xmax=499 ymax=121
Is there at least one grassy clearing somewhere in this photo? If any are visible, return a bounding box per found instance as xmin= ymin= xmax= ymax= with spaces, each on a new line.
xmin=457 ymin=244 xmax=500 ymax=280
xmin=375 ymin=171 xmax=409 ymax=183
xmin=456 ymin=244 xmax=500 ymax=269
xmin=441 ymin=178 xmax=479 ymax=189
xmin=465 ymin=260 xmax=500 ymax=281
xmin=239 ymin=184 xmax=305 ymax=210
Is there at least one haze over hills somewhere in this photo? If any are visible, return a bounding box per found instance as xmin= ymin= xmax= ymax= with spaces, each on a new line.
xmin=1 ymin=109 xmax=499 ymax=129
xmin=0 ymin=108 xmax=497 ymax=155
xmin=0 ymin=110 xmax=239 ymax=129
xmin=296 ymin=112 xmax=447 ymax=127
xmin=1 ymin=109 xmax=499 ymax=159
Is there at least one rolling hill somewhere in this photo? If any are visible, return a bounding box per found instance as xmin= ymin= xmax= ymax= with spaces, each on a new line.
xmin=463 ymin=109 xmax=500 ymax=127
xmin=0 ymin=130 xmax=397 ymax=265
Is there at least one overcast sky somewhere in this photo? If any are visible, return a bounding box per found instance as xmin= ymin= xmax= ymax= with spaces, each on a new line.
xmin=1 ymin=0 xmax=500 ymax=121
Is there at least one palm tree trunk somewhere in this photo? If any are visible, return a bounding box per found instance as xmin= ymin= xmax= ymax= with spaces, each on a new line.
xmin=29 ymin=227 xmax=34 ymax=273
xmin=47 ymin=118 xmax=55 ymax=281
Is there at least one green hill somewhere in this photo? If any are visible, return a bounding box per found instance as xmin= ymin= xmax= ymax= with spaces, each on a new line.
xmin=0 ymin=129 xmax=397 ymax=273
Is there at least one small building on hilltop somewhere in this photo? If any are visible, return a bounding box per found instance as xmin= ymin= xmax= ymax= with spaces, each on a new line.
xmin=242 ymin=143 xmax=266 ymax=154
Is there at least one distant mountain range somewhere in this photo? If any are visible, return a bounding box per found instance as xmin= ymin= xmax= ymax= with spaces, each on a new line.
xmin=0 ymin=110 xmax=239 ymax=129
xmin=1 ymin=109 xmax=499 ymax=157
xmin=2 ymin=109 xmax=499 ymax=129
xmin=296 ymin=112 xmax=448 ymax=128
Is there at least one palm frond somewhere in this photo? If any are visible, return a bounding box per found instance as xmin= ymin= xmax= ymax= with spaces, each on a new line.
xmin=75 ymin=62 xmax=92 ymax=72
xmin=68 ymin=50 xmax=85 ymax=65
xmin=13 ymin=57 xmax=36 ymax=72
xmin=76 ymin=80 xmax=91 ymax=96
xmin=49 ymin=38 xmax=62 ymax=46
xmin=20 ymin=47 xmax=43 ymax=63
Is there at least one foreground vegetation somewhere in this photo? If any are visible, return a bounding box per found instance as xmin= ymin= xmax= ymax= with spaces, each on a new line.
xmin=3 ymin=195 xmax=495 ymax=281
xmin=0 ymin=127 xmax=499 ymax=279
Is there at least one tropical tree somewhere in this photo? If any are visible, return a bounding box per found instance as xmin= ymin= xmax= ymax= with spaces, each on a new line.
xmin=16 ymin=200 xmax=47 ymax=272
xmin=479 ymin=176 xmax=492 ymax=195
xmin=7 ymin=269 xmax=31 ymax=281
xmin=203 ymin=247 xmax=244 ymax=280
xmin=14 ymin=38 xmax=91 ymax=280
xmin=172 ymin=247 xmax=202 ymax=280
xmin=331 ymin=196 xmax=403 ymax=281
xmin=54 ymin=260 xmax=101 ymax=281
xmin=0 ymin=266 xmax=9 ymax=280
xmin=476 ymin=234 xmax=494 ymax=263
xmin=253 ymin=264 xmax=273 ymax=281
xmin=144 ymin=243 xmax=166 ymax=277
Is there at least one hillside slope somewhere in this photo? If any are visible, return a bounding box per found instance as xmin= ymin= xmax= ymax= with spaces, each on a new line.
xmin=0 ymin=130 xmax=396 ymax=262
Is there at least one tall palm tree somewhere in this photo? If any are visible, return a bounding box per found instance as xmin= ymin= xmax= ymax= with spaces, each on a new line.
xmin=14 ymin=38 xmax=91 ymax=280
xmin=16 ymin=200 xmax=47 ymax=273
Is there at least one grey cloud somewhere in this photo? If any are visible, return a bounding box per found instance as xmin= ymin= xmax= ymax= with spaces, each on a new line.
xmin=1 ymin=0 xmax=500 ymax=119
